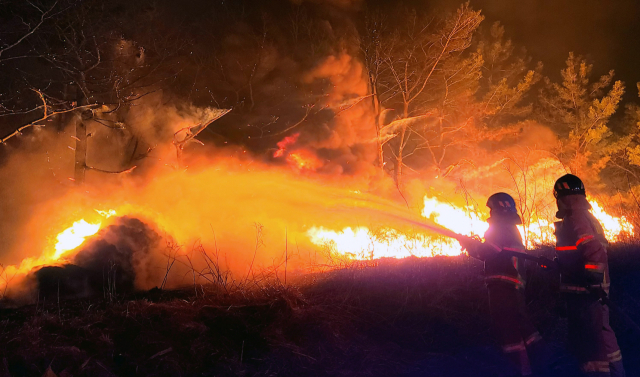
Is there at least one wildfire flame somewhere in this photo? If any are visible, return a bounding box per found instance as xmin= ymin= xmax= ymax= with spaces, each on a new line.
xmin=287 ymin=150 xmax=322 ymax=171
xmin=308 ymin=195 xmax=635 ymax=260
xmin=590 ymin=200 xmax=634 ymax=241
xmin=308 ymin=196 xmax=486 ymax=258
xmin=11 ymin=194 xmax=637 ymax=287
xmin=52 ymin=209 xmax=117 ymax=260
xmin=273 ymin=133 xmax=300 ymax=158
xmin=0 ymin=209 xmax=117 ymax=293
xmin=308 ymin=226 xmax=462 ymax=259
xmin=40 ymin=196 xmax=629 ymax=268
xmin=0 ymin=161 xmax=635 ymax=302
xmin=53 ymin=219 xmax=101 ymax=260
xmin=273 ymin=133 xmax=322 ymax=171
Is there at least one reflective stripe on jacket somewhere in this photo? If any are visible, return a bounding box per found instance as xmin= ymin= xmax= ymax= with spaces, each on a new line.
xmin=555 ymin=195 xmax=610 ymax=294
xmin=478 ymin=219 xmax=526 ymax=288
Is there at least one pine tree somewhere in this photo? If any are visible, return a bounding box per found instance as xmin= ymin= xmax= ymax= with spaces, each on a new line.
xmin=620 ymin=84 xmax=640 ymax=170
xmin=538 ymin=53 xmax=624 ymax=177
xmin=476 ymin=22 xmax=541 ymax=125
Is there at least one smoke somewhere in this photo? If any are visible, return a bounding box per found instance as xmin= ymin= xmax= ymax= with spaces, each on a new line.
xmin=86 ymin=94 xmax=225 ymax=174
xmin=33 ymin=216 xmax=166 ymax=300
xmin=1 ymin=148 xmax=443 ymax=303
xmin=0 ymin=85 xmax=423 ymax=303
xmin=298 ymin=52 xmax=378 ymax=175
xmin=0 ymin=87 xmax=570 ymax=304
xmin=0 ymin=0 xmax=596 ymax=305
xmin=0 ymin=93 xmax=227 ymax=267
xmin=71 ymin=216 xmax=166 ymax=291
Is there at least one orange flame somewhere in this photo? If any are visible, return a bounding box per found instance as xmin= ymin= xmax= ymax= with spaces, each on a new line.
xmin=273 ymin=133 xmax=300 ymax=158
xmin=589 ymin=200 xmax=634 ymax=241
xmin=0 ymin=209 xmax=117 ymax=296
xmin=2 ymin=154 xmax=636 ymax=302
xmin=308 ymin=195 xmax=634 ymax=260
xmin=52 ymin=219 xmax=101 ymax=260
xmin=287 ymin=150 xmax=322 ymax=171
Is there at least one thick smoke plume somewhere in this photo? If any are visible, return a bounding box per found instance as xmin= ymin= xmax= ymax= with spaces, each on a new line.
xmin=0 ymin=0 xmax=606 ymax=304
xmin=0 ymin=97 xmax=435 ymax=303
xmin=0 ymin=72 xmax=568 ymax=304
xmin=34 ymin=217 xmax=165 ymax=300
xmin=300 ymin=52 xmax=378 ymax=175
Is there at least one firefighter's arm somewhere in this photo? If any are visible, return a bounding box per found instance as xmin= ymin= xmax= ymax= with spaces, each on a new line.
xmin=571 ymin=216 xmax=607 ymax=285
xmin=458 ymin=236 xmax=501 ymax=261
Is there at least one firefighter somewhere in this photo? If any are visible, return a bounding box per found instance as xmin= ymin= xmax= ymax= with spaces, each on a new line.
xmin=459 ymin=193 xmax=546 ymax=376
xmin=553 ymin=174 xmax=625 ymax=377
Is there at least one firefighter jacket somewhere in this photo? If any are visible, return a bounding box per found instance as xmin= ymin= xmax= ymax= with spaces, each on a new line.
xmin=554 ymin=195 xmax=610 ymax=295
xmin=467 ymin=217 xmax=526 ymax=288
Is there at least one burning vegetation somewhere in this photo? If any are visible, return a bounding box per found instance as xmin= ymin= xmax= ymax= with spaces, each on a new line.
xmin=1 ymin=0 xmax=640 ymax=375
xmin=0 ymin=0 xmax=638 ymax=299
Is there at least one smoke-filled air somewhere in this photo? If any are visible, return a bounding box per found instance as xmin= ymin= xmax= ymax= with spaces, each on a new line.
xmin=5 ymin=1 xmax=640 ymax=376
xmin=0 ymin=0 xmax=637 ymax=301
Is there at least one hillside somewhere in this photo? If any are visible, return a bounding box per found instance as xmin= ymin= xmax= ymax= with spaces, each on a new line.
xmin=1 ymin=247 xmax=639 ymax=377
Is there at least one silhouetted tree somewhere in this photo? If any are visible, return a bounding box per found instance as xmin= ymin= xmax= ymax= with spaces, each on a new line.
xmin=539 ymin=53 xmax=625 ymax=177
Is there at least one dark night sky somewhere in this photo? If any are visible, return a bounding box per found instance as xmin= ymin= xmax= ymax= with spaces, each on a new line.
xmin=429 ymin=0 xmax=640 ymax=99
xmin=360 ymin=0 xmax=640 ymax=101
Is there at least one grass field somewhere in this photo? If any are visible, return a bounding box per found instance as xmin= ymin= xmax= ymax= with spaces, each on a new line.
xmin=1 ymin=246 xmax=639 ymax=377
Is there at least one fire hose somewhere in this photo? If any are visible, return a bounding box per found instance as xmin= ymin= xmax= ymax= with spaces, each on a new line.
xmin=393 ymin=213 xmax=639 ymax=332
xmin=498 ymin=247 xmax=640 ymax=334
xmin=411 ymin=220 xmax=640 ymax=335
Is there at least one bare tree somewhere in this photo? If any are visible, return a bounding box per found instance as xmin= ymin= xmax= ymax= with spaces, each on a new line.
xmin=361 ymin=7 xmax=540 ymax=186
xmin=0 ymin=0 xmax=185 ymax=182
xmin=0 ymin=0 xmax=61 ymax=60
xmin=366 ymin=4 xmax=483 ymax=186
xmin=360 ymin=10 xmax=390 ymax=170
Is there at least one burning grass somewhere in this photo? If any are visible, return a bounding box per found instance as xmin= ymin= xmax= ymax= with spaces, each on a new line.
xmin=1 ymin=246 xmax=639 ymax=377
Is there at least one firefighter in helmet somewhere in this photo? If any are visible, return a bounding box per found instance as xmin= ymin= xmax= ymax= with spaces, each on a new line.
xmin=553 ymin=174 xmax=625 ymax=377
xmin=459 ymin=193 xmax=546 ymax=376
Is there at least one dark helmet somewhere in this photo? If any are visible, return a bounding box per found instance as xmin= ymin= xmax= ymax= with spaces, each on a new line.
xmin=486 ymin=192 xmax=518 ymax=214
xmin=553 ymin=174 xmax=585 ymax=199
xmin=486 ymin=193 xmax=521 ymax=224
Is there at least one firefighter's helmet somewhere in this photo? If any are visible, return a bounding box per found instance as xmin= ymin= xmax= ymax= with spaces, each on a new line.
xmin=486 ymin=192 xmax=518 ymax=214
xmin=553 ymin=174 xmax=585 ymax=199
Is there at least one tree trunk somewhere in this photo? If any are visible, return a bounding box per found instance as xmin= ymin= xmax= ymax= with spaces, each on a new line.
xmin=377 ymin=138 xmax=384 ymax=171
xmin=74 ymin=113 xmax=87 ymax=184
xmin=370 ymin=82 xmax=384 ymax=171
xmin=394 ymin=126 xmax=406 ymax=187
xmin=393 ymin=100 xmax=410 ymax=187
xmin=73 ymin=84 xmax=88 ymax=184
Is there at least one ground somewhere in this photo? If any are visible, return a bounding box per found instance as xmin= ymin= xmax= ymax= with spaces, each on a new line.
xmin=1 ymin=246 xmax=639 ymax=377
